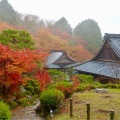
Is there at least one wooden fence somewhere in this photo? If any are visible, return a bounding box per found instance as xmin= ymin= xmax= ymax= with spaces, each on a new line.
xmin=69 ymin=98 xmax=115 ymax=120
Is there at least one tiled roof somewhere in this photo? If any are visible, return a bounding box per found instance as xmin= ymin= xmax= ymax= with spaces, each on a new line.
xmin=74 ymin=33 xmax=120 ymax=79
xmin=45 ymin=50 xmax=78 ymax=69
xmin=105 ymin=33 xmax=120 ymax=58
xmin=109 ymin=38 xmax=120 ymax=58
xmin=46 ymin=64 xmax=61 ymax=69
xmin=75 ymin=60 xmax=120 ymax=78
xmin=45 ymin=52 xmax=62 ymax=66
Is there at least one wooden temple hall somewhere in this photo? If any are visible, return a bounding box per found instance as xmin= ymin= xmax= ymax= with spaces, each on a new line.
xmin=45 ymin=33 xmax=120 ymax=84
xmin=74 ymin=33 xmax=120 ymax=84
xmin=44 ymin=50 xmax=79 ymax=81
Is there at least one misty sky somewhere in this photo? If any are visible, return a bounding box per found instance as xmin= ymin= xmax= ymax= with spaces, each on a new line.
xmin=7 ymin=0 xmax=120 ymax=36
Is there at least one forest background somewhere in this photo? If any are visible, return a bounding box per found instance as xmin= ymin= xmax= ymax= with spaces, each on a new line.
xmin=0 ymin=0 xmax=103 ymax=62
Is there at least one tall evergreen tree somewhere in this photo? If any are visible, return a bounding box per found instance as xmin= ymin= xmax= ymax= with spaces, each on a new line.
xmin=54 ymin=17 xmax=72 ymax=34
xmin=0 ymin=0 xmax=18 ymax=24
xmin=73 ymin=19 xmax=102 ymax=53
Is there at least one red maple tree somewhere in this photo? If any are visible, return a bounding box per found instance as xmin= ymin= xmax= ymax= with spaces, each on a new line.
xmin=35 ymin=70 xmax=51 ymax=92
xmin=0 ymin=44 xmax=46 ymax=96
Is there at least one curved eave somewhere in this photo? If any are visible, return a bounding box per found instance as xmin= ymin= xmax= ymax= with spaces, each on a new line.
xmin=44 ymin=64 xmax=61 ymax=69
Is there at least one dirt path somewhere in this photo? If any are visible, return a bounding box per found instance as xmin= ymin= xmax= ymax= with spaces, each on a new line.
xmin=11 ymin=100 xmax=45 ymax=120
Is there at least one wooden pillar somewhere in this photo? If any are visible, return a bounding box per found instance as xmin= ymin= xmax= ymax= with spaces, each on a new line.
xmin=70 ymin=98 xmax=73 ymax=117
xmin=86 ymin=103 xmax=90 ymax=120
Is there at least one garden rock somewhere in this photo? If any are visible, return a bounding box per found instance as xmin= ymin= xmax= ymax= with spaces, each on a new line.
xmin=94 ymin=88 xmax=108 ymax=93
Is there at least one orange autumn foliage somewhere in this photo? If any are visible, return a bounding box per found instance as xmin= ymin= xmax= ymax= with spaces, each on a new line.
xmin=35 ymin=70 xmax=51 ymax=92
xmin=34 ymin=29 xmax=69 ymax=52
xmin=67 ymin=45 xmax=93 ymax=62
xmin=34 ymin=29 xmax=93 ymax=62
xmin=0 ymin=44 xmax=46 ymax=94
xmin=0 ymin=22 xmax=13 ymax=33
xmin=0 ymin=22 xmax=93 ymax=62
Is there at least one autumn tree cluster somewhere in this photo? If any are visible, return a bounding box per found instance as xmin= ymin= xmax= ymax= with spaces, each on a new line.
xmin=0 ymin=29 xmax=52 ymax=99
xmin=0 ymin=0 xmax=103 ymax=56
xmin=34 ymin=29 xmax=93 ymax=62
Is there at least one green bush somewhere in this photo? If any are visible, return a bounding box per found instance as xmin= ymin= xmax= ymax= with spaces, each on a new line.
xmin=0 ymin=101 xmax=11 ymax=120
xmin=45 ymin=84 xmax=56 ymax=91
xmin=14 ymin=91 xmax=25 ymax=100
xmin=75 ymin=83 xmax=103 ymax=92
xmin=17 ymin=97 xmax=30 ymax=107
xmin=26 ymin=86 xmax=34 ymax=91
xmin=48 ymin=69 xmax=67 ymax=82
xmin=39 ymin=89 xmax=64 ymax=113
xmin=75 ymin=74 xmax=94 ymax=83
xmin=24 ymin=79 xmax=40 ymax=95
xmin=26 ymin=91 xmax=32 ymax=95
xmin=104 ymin=83 xmax=118 ymax=89
xmin=75 ymin=85 xmax=86 ymax=92
xmin=118 ymin=84 xmax=120 ymax=88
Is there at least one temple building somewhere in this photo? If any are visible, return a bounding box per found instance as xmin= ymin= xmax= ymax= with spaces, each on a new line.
xmin=74 ymin=33 xmax=120 ymax=83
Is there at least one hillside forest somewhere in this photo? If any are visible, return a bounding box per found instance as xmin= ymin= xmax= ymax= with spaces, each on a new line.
xmin=0 ymin=0 xmax=103 ymax=62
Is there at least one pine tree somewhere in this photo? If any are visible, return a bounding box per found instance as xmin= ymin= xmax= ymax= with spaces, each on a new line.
xmin=54 ymin=17 xmax=72 ymax=34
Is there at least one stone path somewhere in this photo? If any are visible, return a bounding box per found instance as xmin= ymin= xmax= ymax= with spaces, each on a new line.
xmin=11 ymin=100 xmax=45 ymax=120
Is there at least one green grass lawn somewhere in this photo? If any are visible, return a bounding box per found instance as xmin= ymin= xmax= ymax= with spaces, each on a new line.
xmin=51 ymin=89 xmax=120 ymax=120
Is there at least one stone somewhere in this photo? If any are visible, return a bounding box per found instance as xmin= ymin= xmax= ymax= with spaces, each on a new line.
xmin=94 ymin=88 xmax=108 ymax=93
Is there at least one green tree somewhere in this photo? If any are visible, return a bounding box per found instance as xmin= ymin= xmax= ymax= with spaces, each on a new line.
xmin=73 ymin=19 xmax=102 ymax=53
xmin=0 ymin=29 xmax=35 ymax=50
xmin=0 ymin=0 xmax=18 ymax=24
xmin=54 ymin=17 xmax=72 ymax=34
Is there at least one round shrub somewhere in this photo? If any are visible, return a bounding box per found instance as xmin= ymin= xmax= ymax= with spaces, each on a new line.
xmin=0 ymin=101 xmax=11 ymax=120
xmin=39 ymin=89 xmax=65 ymax=112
